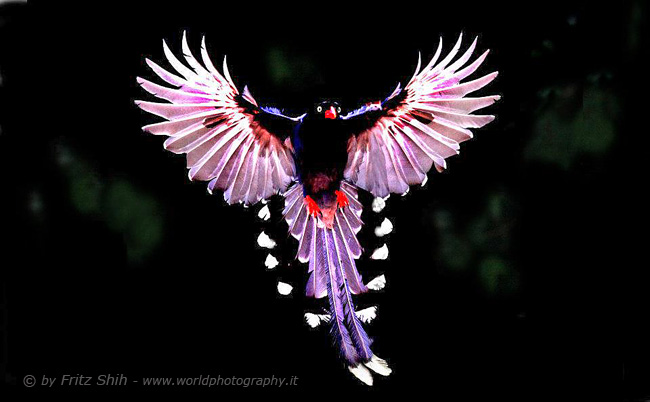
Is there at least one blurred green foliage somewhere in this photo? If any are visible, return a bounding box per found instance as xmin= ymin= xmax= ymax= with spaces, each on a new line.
xmin=478 ymin=256 xmax=519 ymax=297
xmin=628 ymin=1 xmax=645 ymax=54
xmin=266 ymin=46 xmax=321 ymax=91
xmin=432 ymin=191 xmax=520 ymax=297
xmin=525 ymin=82 xmax=617 ymax=170
xmin=104 ymin=180 xmax=164 ymax=264
xmin=56 ymin=144 xmax=164 ymax=265
xmin=68 ymin=159 xmax=102 ymax=215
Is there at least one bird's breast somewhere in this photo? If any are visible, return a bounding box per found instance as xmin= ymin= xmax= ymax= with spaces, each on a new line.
xmin=294 ymin=118 xmax=351 ymax=195
xmin=296 ymin=120 xmax=349 ymax=167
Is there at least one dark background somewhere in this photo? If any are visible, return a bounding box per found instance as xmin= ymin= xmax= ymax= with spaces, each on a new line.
xmin=0 ymin=1 xmax=646 ymax=399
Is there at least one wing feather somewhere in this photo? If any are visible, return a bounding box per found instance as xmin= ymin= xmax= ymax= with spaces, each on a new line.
xmin=136 ymin=34 xmax=300 ymax=205
xmin=343 ymin=35 xmax=499 ymax=197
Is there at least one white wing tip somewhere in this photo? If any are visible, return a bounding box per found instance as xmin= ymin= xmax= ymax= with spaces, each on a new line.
xmin=162 ymin=38 xmax=172 ymax=52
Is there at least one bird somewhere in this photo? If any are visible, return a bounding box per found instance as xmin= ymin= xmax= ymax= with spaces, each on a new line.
xmin=135 ymin=30 xmax=500 ymax=385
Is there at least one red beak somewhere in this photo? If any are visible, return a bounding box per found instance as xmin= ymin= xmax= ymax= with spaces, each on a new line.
xmin=324 ymin=106 xmax=337 ymax=119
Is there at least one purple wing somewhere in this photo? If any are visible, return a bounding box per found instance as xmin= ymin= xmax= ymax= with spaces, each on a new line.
xmin=135 ymin=32 xmax=302 ymax=205
xmin=342 ymin=34 xmax=500 ymax=198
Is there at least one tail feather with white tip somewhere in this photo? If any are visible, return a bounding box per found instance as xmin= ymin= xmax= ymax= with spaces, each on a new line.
xmin=284 ymin=182 xmax=391 ymax=384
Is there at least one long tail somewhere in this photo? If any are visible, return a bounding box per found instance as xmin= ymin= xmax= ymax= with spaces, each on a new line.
xmin=284 ymin=182 xmax=391 ymax=383
xmin=319 ymin=218 xmax=373 ymax=364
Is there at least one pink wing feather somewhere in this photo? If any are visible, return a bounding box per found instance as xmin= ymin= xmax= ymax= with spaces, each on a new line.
xmin=343 ymin=34 xmax=500 ymax=198
xmin=135 ymin=32 xmax=298 ymax=205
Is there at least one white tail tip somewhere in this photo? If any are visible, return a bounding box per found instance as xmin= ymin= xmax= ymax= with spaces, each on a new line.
xmin=371 ymin=244 xmax=389 ymax=260
xmin=264 ymin=254 xmax=279 ymax=269
xmin=356 ymin=306 xmax=378 ymax=324
xmin=277 ymin=281 xmax=293 ymax=295
xmin=258 ymin=204 xmax=271 ymax=221
xmin=371 ymin=197 xmax=386 ymax=213
xmin=348 ymin=364 xmax=373 ymax=386
xmin=364 ymin=355 xmax=392 ymax=377
xmin=366 ymin=274 xmax=386 ymax=291
xmin=374 ymin=218 xmax=394 ymax=237
xmin=257 ymin=231 xmax=276 ymax=249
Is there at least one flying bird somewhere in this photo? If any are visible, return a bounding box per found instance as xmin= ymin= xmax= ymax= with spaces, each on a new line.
xmin=135 ymin=31 xmax=499 ymax=385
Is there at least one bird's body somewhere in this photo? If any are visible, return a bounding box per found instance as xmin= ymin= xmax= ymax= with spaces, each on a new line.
xmin=295 ymin=116 xmax=347 ymax=194
xmin=293 ymin=108 xmax=351 ymax=226
xmin=135 ymin=32 xmax=500 ymax=385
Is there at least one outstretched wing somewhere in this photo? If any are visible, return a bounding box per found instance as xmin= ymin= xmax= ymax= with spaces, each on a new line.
xmin=342 ymin=34 xmax=500 ymax=198
xmin=135 ymin=32 xmax=303 ymax=205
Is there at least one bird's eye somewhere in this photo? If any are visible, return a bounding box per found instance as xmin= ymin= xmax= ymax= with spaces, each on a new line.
xmin=337 ymin=107 xmax=341 ymax=113
xmin=317 ymin=106 xmax=323 ymax=113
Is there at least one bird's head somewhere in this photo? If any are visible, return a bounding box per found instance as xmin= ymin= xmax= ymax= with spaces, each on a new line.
xmin=314 ymin=100 xmax=342 ymax=120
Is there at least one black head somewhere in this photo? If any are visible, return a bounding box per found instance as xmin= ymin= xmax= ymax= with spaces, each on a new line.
xmin=314 ymin=100 xmax=342 ymax=120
